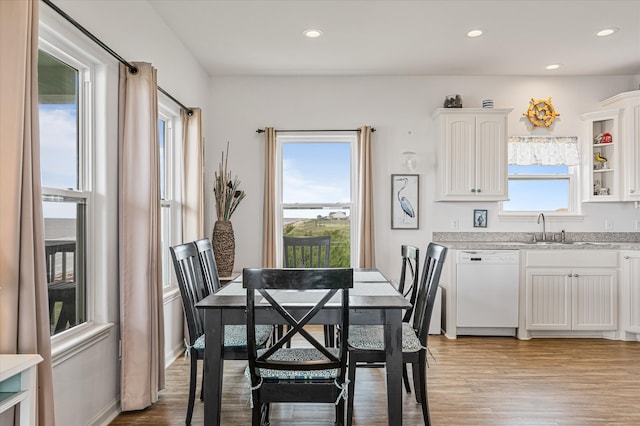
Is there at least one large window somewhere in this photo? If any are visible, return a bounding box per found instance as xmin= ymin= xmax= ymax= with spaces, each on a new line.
xmin=38 ymin=48 xmax=89 ymax=335
xmin=277 ymin=134 xmax=357 ymax=267
xmin=158 ymin=100 xmax=182 ymax=290
xmin=502 ymin=136 xmax=580 ymax=215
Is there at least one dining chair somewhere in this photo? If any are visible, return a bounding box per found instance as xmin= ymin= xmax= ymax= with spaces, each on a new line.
xmin=346 ymin=242 xmax=447 ymax=426
xmin=170 ymin=242 xmax=272 ymax=425
xmin=282 ymin=235 xmax=335 ymax=346
xmin=244 ymin=267 xmax=353 ymax=426
xmin=194 ymin=238 xmax=220 ymax=295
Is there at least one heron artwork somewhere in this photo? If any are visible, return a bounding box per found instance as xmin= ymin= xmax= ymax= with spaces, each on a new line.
xmin=395 ymin=177 xmax=415 ymax=223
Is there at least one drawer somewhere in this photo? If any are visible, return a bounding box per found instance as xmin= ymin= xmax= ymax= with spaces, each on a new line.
xmin=525 ymin=250 xmax=618 ymax=268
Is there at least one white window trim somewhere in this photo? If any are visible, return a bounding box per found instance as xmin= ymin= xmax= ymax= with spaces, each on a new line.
xmin=158 ymin=94 xmax=183 ymax=296
xmin=500 ymin=164 xmax=583 ymax=220
xmin=40 ymin=5 xmax=118 ymax=360
xmin=275 ymin=133 xmax=359 ymax=267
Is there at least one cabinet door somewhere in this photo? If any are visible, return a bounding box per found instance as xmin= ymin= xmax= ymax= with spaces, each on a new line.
xmin=622 ymin=252 xmax=640 ymax=333
xmin=624 ymin=103 xmax=640 ymax=200
xmin=442 ymin=114 xmax=476 ymax=198
xmin=572 ymin=269 xmax=617 ymax=330
xmin=474 ymin=114 xmax=508 ymax=199
xmin=526 ymin=268 xmax=571 ymax=330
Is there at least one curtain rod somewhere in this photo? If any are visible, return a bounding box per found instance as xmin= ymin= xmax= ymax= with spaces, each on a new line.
xmin=256 ymin=128 xmax=376 ymax=134
xmin=42 ymin=0 xmax=193 ymax=116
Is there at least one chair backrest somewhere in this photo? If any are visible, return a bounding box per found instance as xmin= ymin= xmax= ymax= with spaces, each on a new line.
xmin=194 ymin=238 xmax=221 ymax=295
xmin=398 ymin=245 xmax=420 ymax=322
xmin=412 ymin=243 xmax=448 ymax=345
xmin=243 ymin=268 xmax=352 ymax=375
xmin=170 ymin=242 xmax=208 ymax=345
xmin=283 ymin=235 xmax=331 ymax=268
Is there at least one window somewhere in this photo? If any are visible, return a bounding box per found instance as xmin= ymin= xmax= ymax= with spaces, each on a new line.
xmin=38 ymin=47 xmax=89 ymax=336
xmin=502 ymin=136 xmax=580 ymax=215
xmin=158 ymin=99 xmax=182 ymax=290
xmin=277 ymin=134 xmax=358 ymax=267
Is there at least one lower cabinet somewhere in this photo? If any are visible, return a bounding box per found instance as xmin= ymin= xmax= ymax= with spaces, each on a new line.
xmin=621 ymin=251 xmax=640 ymax=334
xmin=525 ymin=251 xmax=618 ymax=332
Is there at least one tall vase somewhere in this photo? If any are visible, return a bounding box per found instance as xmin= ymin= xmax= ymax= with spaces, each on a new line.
xmin=212 ymin=220 xmax=235 ymax=277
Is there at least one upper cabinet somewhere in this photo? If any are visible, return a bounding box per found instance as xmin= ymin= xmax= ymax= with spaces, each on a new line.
xmin=433 ymin=108 xmax=512 ymax=201
xmin=580 ymin=109 xmax=621 ymax=202
xmin=580 ymin=90 xmax=640 ymax=203
xmin=600 ymin=91 xmax=640 ymax=202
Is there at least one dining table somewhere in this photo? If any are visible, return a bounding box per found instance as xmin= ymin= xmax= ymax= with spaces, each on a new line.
xmin=196 ymin=268 xmax=411 ymax=425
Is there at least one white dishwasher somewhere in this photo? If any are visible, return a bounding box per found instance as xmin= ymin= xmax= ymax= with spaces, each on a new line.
xmin=456 ymin=250 xmax=519 ymax=336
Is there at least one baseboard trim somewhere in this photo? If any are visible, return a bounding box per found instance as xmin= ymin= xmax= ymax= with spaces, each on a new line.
xmin=88 ymin=398 xmax=120 ymax=426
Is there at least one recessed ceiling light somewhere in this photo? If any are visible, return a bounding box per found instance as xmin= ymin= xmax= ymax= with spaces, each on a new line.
xmin=466 ymin=29 xmax=486 ymax=38
xmin=303 ymin=29 xmax=323 ymax=38
xmin=546 ymin=64 xmax=561 ymax=70
xmin=596 ymin=27 xmax=619 ymax=37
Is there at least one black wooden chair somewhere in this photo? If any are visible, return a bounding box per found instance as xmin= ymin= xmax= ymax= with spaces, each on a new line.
xmin=170 ymin=242 xmax=272 ymax=425
xmin=194 ymin=238 xmax=219 ymax=295
xmin=244 ymin=267 xmax=353 ymax=426
xmin=346 ymin=243 xmax=447 ymax=426
xmin=282 ymin=235 xmax=335 ymax=346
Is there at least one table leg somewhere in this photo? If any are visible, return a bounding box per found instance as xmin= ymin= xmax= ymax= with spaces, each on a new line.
xmin=204 ymin=309 xmax=225 ymax=426
xmin=384 ymin=308 xmax=403 ymax=425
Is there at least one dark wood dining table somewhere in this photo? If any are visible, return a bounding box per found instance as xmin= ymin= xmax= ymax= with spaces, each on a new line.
xmin=196 ymin=268 xmax=411 ymax=425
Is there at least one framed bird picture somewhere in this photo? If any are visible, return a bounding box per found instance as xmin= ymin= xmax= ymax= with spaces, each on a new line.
xmin=391 ymin=174 xmax=419 ymax=229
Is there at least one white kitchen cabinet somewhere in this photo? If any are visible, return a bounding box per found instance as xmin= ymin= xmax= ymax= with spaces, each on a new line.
xmin=525 ymin=250 xmax=617 ymax=332
xmin=579 ymin=109 xmax=621 ymax=202
xmin=433 ymin=108 xmax=512 ymax=201
xmin=599 ymin=90 xmax=640 ymax=201
xmin=621 ymin=251 xmax=640 ymax=334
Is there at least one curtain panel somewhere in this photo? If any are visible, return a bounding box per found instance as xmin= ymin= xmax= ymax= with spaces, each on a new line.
xmin=358 ymin=126 xmax=375 ymax=268
xmin=118 ymin=62 xmax=165 ymax=411
xmin=0 ymin=0 xmax=56 ymax=424
xmin=262 ymin=127 xmax=277 ymax=267
xmin=182 ymin=108 xmax=204 ymax=242
xmin=508 ymin=136 xmax=580 ymax=166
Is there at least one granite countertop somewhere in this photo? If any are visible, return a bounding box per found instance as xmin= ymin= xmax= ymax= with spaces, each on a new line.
xmin=433 ymin=232 xmax=640 ymax=250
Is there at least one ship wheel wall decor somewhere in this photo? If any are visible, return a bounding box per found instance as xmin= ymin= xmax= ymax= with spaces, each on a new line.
xmin=523 ymin=97 xmax=560 ymax=128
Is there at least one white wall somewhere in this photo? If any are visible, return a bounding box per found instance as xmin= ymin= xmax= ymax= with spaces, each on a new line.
xmin=207 ymin=75 xmax=640 ymax=280
xmin=44 ymin=1 xmax=210 ymax=424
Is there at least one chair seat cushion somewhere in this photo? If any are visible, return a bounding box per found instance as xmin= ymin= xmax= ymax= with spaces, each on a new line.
xmin=348 ymin=323 xmax=422 ymax=352
xmin=248 ymin=347 xmax=341 ymax=380
xmin=193 ymin=324 xmax=272 ymax=350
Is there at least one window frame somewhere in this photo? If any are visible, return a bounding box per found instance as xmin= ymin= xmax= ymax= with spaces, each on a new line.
xmin=40 ymin=6 xmax=117 ymax=362
xmin=158 ymin=96 xmax=183 ymax=295
xmin=499 ymin=164 xmax=583 ymax=221
xmin=275 ymin=133 xmax=359 ymax=267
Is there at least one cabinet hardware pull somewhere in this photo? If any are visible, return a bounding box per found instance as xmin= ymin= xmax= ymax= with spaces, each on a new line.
xmin=574 ymin=274 xmax=580 ymax=278
xmin=477 ymin=189 xmax=482 ymax=193
xmin=631 ymin=189 xmax=636 ymax=193
xmin=567 ymin=274 xmax=572 ymax=277
xmin=624 ymin=256 xmax=630 ymax=259
xmin=470 ymin=189 xmax=476 ymax=193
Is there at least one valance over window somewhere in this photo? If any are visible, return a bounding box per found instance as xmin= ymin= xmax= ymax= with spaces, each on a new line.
xmin=508 ymin=136 xmax=580 ymax=166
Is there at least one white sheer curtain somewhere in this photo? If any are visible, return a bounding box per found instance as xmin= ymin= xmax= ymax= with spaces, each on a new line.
xmin=508 ymin=136 xmax=580 ymax=166
xmin=118 ymin=62 xmax=165 ymax=411
xmin=0 ymin=1 xmax=56 ymax=424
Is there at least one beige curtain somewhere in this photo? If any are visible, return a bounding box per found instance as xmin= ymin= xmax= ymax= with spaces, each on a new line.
xmin=358 ymin=126 xmax=375 ymax=268
xmin=262 ymin=127 xmax=277 ymax=267
xmin=118 ymin=62 xmax=165 ymax=411
xmin=0 ymin=1 xmax=56 ymax=425
xmin=182 ymin=108 xmax=204 ymax=242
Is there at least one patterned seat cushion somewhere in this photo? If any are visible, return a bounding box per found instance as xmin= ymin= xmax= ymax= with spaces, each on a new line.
xmin=192 ymin=324 xmax=272 ymax=350
xmin=348 ymin=323 xmax=422 ymax=352
xmin=247 ymin=347 xmax=341 ymax=380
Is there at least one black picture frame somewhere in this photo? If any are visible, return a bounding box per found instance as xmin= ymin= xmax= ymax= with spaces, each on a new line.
xmin=473 ymin=209 xmax=488 ymax=228
xmin=391 ymin=174 xmax=419 ymax=229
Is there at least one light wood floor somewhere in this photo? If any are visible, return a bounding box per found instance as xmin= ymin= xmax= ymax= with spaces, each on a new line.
xmin=110 ymin=333 xmax=640 ymax=425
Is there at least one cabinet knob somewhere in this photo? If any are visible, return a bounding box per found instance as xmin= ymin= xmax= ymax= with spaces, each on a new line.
xmin=624 ymin=256 xmax=631 ymax=259
xmin=470 ymin=189 xmax=476 ymax=193
xmin=567 ymin=274 xmax=572 ymax=277
xmin=574 ymin=273 xmax=580 ymax=278
xmin=631 ymin=189 xmax=636 ymax=193
xmin=477 ymin=189 xmax=482 ymax=193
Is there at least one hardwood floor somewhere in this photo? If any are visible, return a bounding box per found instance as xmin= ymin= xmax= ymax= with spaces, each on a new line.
xmin=110 ymin=333 xmax=640 ymax=425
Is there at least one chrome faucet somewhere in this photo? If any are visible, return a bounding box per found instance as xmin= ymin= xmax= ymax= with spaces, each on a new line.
xmin=537 ymin=212 xmax=546 ymax=241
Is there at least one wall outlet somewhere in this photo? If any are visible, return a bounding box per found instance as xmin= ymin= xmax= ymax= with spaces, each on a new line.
xmin=451 ymin=218 xmax=459 ymax=230
xmin=604 ymin=219 xmax=613 ymax=230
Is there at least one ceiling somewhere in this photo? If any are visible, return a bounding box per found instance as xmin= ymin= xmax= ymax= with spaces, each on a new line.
xmin=149 ymin=0 xmax=640 ymax=77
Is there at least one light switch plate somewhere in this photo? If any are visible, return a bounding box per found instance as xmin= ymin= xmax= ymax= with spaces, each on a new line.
xmin=604 ymin=219 xmax=613 ymax=230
